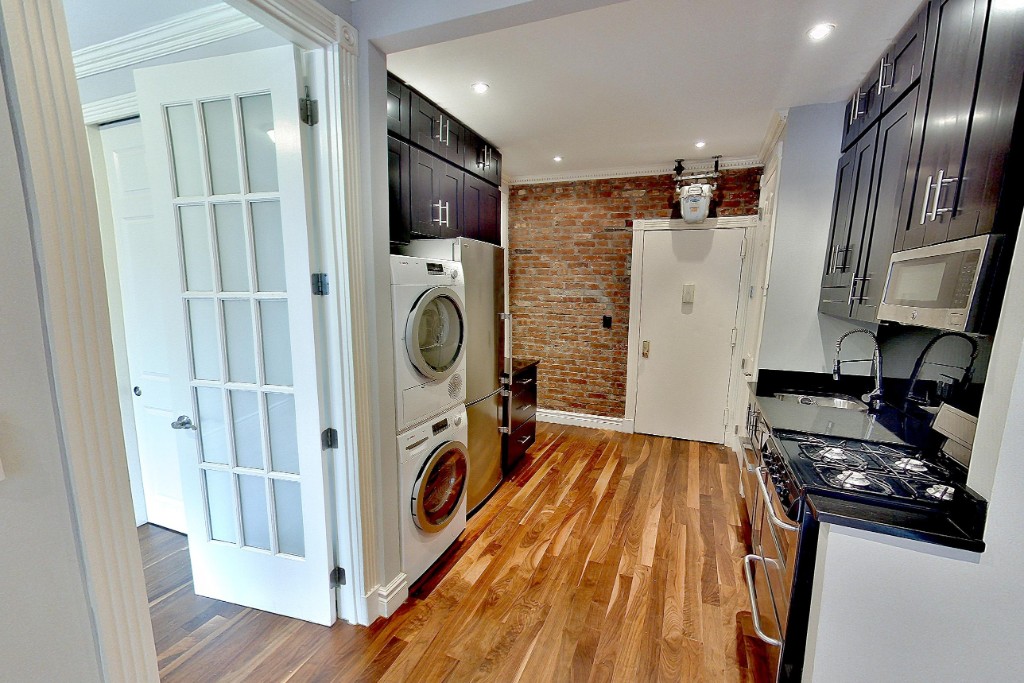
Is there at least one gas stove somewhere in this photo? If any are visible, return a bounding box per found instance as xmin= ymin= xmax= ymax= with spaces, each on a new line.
xmin=764 ymin=432 xmax=964 ymax=516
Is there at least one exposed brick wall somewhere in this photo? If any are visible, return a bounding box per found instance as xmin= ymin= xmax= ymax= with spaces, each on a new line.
xmin=508 ymin=168 xmax=761 ymax=417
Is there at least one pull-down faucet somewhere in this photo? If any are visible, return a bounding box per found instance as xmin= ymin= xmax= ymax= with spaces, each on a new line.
xmin=833 ymin=329 xmax=884 ymax=412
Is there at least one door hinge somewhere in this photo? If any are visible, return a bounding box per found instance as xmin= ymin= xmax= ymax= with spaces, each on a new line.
xmin=724 ymin=408 xmax=730 ymax=427
xmin=330 ymin=566 xmax=346 ymax=587
xmin=300 ymin=87 xmax=319 ymax=126
xmin=312 ymin=273 xmax=329 ymax=296
xmin=321 ymin=427 xmax=339 ymax=450
xmin=499 ymin=313 xmax=512 ymax=320
xmin=731 ymin=327 xmax=738 ymax=347
xmin=740 ymin=239 xmax=747 ymax=259
xmin=499 ymin=426 xmax=510 ymax=434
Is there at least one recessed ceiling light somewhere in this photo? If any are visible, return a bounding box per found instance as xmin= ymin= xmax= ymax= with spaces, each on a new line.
xmin=807 ymin=22 xmax=836 ymax=41
xmin=695 ymin=140 xmax=707 ymax=149
xmin=471 ymin=82 xmax=490 ymax=94
xmin=553 ymin=156 xmax=563 ymax=162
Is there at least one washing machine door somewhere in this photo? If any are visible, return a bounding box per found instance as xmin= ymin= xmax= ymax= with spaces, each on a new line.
xmin=412 ymin=440 xmax=468 ymax=533
xmin=405 ymin=286 xmax=466 ymax=381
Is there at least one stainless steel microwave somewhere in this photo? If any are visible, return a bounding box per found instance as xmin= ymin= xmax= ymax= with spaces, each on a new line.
xmin=878 ymin=234 xmax=1003 ymax=333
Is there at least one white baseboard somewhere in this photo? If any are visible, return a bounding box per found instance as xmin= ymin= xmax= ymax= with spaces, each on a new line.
xmin=536 ymin=409 xmax=634 ymax=433
xmin=377 ymin=572 xmax=409 ymax=618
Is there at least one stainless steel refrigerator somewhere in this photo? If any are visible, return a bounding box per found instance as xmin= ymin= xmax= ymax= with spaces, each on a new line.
xmin=397 ymin=238 xmax=508 ymax=513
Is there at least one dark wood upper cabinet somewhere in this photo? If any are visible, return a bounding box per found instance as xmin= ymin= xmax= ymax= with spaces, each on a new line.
xmin=388 ymin=137 xmax=411 ymax=245
xmin=852 ymin=90 xmax=921 ymax=321
xmin=464 ymin=174 xmax=501 ymax=244
xmin=842 ymin=69 xmax=884 ymax=150
xmin=386 ymin=74 xmax=411 ymax=139
xmin=410 ymin=91 xmax=442 ymax=155
xmin=409 ymin=147 xmax=464 ymax=240
xmin=880 ymin=5 xmax=930 ymax=112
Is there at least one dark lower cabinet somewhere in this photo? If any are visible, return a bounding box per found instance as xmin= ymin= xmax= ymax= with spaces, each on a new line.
xmin=464 ymin=174 xmax=502 ymax=244
xmin=502 ymin=362 xmax=538 ymax=474
xmin=388 ymin=137 xmax=411 ymax=245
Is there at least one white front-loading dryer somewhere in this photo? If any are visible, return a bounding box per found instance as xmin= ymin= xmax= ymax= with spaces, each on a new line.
xmin=398 ymin=404 xmax=469 ymax=584
xmin=391 ymin=254 xmax=467 ymax=433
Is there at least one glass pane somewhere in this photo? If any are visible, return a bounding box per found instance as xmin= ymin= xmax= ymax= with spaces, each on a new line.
xmin=202 ymin=99 xmax=241 ymax=195
xmin=230 ymin=390 xmax=263 ymax=470
xmin=260 ymin=300 xmax=292 ymax=386
xmin=423 ymin=447 xmax=467 ymax=526
xmin=266 ymin=393 xmax=298 ymax=474
xmin=237 ymin=474 xmax=270 ymax=550
xmin=204 ymin=469 xmax=236 ymax=543
xmin=252 ymin=201 xmax=286 ymax=292
xmin=196 ymin=387 xmax=228 ymax=465
xmin=179 ymin=205 xmax=213 ymax=291
xmin=240 ymin=94 xmax=279 ymax=193
xmin=273 ymin=479 xmax=304 ymax=557
xmin=223 ymin=300 xmax=257 ymax=384
xmin=418 ymin=294 xmax=464 ymax=372
xmin=187 ymin=299 xmax=220 ymax=381
xmin=213 ymin=203 xmax=249 ymax=292
xmin=166 ymin=104 xmax=203 ymax=197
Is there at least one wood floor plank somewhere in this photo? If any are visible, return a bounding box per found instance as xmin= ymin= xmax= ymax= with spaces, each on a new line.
xmin=139 ymin=424 xmax=771 ymax=683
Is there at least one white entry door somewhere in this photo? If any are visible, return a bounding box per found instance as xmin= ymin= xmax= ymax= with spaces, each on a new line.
xmin=633 ymin=229 xmax=745 ymax=443
xmin=135 ymin=46 xmax=335 ymax=625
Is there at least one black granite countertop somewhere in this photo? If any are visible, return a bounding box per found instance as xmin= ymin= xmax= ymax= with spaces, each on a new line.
xmin=752 ymin=393 xmax=907 ymax=445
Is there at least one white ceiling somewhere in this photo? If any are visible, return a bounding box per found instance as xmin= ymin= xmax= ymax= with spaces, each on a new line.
xmin=388 ymin=0 xmax=923 ymax=179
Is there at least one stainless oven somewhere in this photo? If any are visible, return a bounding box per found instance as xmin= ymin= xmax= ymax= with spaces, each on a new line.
xmin=742 ymin=434 xmax=800 ymax=679
xmin=878 ymin=234 xmax=1003 ymax=332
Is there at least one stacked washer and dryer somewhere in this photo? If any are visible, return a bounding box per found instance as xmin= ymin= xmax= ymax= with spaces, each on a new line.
xmin=390 ymin=255 xmax=470 ymax=583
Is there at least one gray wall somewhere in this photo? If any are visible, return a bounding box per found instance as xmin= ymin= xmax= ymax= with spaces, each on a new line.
xmin=0 ymin=52 xmax=104 ymax=683
xmin=759 ymin=102 xmax=878 ymax=375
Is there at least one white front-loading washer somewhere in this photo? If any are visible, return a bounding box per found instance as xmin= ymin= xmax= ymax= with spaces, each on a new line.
xmin=391 ymin=254 xmax=467 ymax=433
xmin=398 ymin=404 xmax=469 ymax=584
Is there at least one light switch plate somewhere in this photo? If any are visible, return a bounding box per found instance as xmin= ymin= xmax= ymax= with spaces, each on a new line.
xmin=681 ymin=283 xmax=696 ymax=305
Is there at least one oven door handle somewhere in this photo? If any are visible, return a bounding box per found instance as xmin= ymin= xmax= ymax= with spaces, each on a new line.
xmin=742 ymin=446 xmax=760 ymax=473
xmin=743 ymin=554 xmax=784 ymax=648
xmin=755 ymin=467 xmax=800 ymax=532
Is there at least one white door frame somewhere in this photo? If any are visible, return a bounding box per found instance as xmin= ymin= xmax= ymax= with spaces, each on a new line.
xmin=0 ymin=0 xmax=377 ymax=679
xmin=624 ymin=216 xmax=758 ymax=433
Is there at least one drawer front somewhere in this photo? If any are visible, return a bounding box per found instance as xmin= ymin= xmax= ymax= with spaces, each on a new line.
xmin=504 ymin=416 xmax=536 ymax=472
xmin=509 ymin=386 xmax=536 ymax=433
xmin=511 ymin=364 xmax=537 ymax=394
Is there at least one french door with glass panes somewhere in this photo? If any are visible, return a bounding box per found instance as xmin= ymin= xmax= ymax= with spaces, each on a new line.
xmin=135 ymin=45 xmax=335 ymax=625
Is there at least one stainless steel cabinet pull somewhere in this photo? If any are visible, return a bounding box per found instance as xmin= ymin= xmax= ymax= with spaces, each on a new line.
xmin=878 ymin=59 xmax=894 ymax=94
xmin=755 ymin=467 xmax=799 ymax=532
xmin=170 ymin=415 xmax=196 ymax=430
xmin=440 ymin=201 xmax=450 ymax=228
xmin=517 ymin=435 xmax=531 ymax=444
xmin=444 ymin=119 xmax=450 ymax=145
xmin=432 ymin=200 xmax=444 ymax=224
xmin=929 ymin=170 xmax=960 ymax=220
xmin=920 ymin=175 xmax=934 ymax=225
xmin=849 ymin=276 xmax=870 ymax=306
xmin=849 ymin=91 xmax=866 ymax=124
xmin=743 ymin=554 xmax=783 ymax=648
xmin=518 ymin=378 xmax=535 ymax=385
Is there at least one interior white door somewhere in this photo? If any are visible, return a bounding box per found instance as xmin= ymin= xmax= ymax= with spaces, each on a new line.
xmin=100 ymin=121 xmax=186 ymax=532
xmin=633 ymin=229 xmax=745 ymax=443
xmin=135 ymin=45 xmax=335 ymax=625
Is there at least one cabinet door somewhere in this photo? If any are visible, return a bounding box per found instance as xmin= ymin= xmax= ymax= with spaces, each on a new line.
xmin=905 ymin=0 xmax=988 ymax=248
xmin=842 ymin=70 xmax=883 ymax=150
xmin=436 ymin=163 xmax=463 ymax=239
xmin=821 ymin=129 xmax=878 ymax=318
xmin=438 ymin=116 xmax=466 ymax=168
xmin=465 ymin=174 xmax=501 ymax=244
xmin=880 ymin=5 xmax=930 ymax=112
xmin=387 ymin=137 xmax=411 ymax=244
xmin=852 ymin=90 xmax=919 ymax=322
xmin=409 ymin=147 xmax=442 ymax=237
xmin=410 ymin=91 xmax=440 ymax=155
xmin=386 ymin=74 xmax=410 ymax=139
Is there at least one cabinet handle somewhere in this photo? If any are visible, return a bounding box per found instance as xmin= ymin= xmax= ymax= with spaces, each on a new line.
xmin=849 ymin=91 xmax=866 ymax=124
xmin=432 ymin=200 xmax=444 ymax=224
xmin=434 ymin=115 xmax=442 ymax=141
xmin=919 ymin=175 xmax=934 ymax=225
xmin=517 ymin=377 xmax=535 ymax=385
xmin=440 ymin=201 xmax=450 ymax=228
xmin=444 ymin=119 xmax=451 ymax=146
xmin=930 ymin=170 xmax=960 ymax=220
xmin=877 ymin=59 xmax=894 ymax=94
xmin=836 ymin=245 xmax=849 ymax=273
xmin=849 ymin=276 xmax=870 ymax=306
xmin=517 ymin=434 xmax=532 ymax=445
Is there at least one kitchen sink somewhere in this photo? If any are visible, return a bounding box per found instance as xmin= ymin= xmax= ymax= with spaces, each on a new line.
xmin=773 ymin=392 xmax=869 ymax=412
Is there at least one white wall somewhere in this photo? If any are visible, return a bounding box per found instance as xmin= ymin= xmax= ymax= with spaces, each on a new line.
xmin=759 ymin=102 xmax=878 ymax=375
xmin=0 ymin=56 xmax=104 ymax=683
xmin=805 ymin=208 xmax=1024 ymax=681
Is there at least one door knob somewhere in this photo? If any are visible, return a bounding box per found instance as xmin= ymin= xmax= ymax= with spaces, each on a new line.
xmin=170 ymin=415 xmax=197 ymax=430
xmin=642 ymin=340 xmax=650 ymax=358
xmin=133 ymin=386 xmax=142 ymax=396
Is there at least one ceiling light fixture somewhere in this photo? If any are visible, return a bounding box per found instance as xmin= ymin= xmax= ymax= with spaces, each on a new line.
xmin=807 ymin=22 xmax=836 ymax=41
xmin=471 ymin=82 xmax=490 ymax=94
xmin=553 ymin=156 xmax=563 ymax=162
xmin=695 ymin=140 xmax=707 ymax=149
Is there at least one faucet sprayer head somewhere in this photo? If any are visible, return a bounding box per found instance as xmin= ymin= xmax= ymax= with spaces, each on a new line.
xmin=832 ymin=359 xmax=841 ymax=381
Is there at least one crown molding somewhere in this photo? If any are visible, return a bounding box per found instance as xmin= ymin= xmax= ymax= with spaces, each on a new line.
xmin=507 ymin=155 xmax=762 ymax=186
xmin=81 ymin=92 xmax=138 ymax=126
xmin=758 ymin=110 xmax=788 ymax=164
xmin=72 ymin=4 xmax=262 ymax=80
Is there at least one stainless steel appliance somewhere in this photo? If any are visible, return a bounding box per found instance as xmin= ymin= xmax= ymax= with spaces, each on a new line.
xmin=399 ymin=238 xmax=508 ymax=513
xmin=878 ymin=234 xmax=1003 ymax=332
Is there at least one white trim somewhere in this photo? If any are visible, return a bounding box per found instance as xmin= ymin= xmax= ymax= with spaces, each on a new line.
xmin=81 ymin=93 xmax=138 ymax=126
xmin=536 ymin=408 xmax=635 ymax=433
xmin=631 ymin=216 xmax=758 ymax=232
xmin=72 ymin=5 xmax=262 ymax=79
xmin=758 ymin=110 xmax=788 ymax=165
xmin=0 ymin=1 xmax=159 ymax=679
xmin=377 ymin=572 xmax=409 ymax=618
xmin=507 ymin=155 xmax=762 ymax=186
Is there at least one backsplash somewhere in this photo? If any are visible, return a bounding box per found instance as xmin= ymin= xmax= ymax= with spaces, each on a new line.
xmin=508 ymin=169 xmax=761 ymax=417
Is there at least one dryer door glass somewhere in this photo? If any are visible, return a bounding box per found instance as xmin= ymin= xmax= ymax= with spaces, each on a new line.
xmin=414 ymin=441 xmax=468 ymax=533
xmin=407 ymin=287 xmax=465 ymax=380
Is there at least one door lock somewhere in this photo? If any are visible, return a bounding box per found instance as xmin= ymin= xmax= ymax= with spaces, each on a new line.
xmin=642 ymin=340 xmax=650 ymax=358
xmin=170 ymin=415 xmax=197 ymax=430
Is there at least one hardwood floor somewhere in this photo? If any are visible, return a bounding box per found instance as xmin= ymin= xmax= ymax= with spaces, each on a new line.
xmin=140 ymin=423 xmax=772 ymax=682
